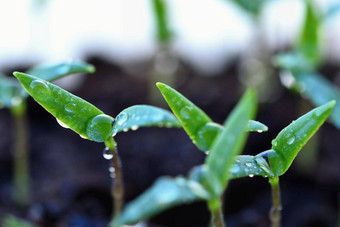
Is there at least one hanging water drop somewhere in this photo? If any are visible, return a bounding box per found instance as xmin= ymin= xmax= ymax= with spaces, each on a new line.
xmin=131 ymin=125 xmax=139 ymax=131
xmin=103 ymin=147 xmax=113 ymax=160
xmin=257 ymin=130 xmax=263 ymax=133
xmin=123 ymin=128 xmax=129 ymax=132
xmin=249 ymin=174 xmax=254 ymax=178
xmin=56 ymin=118 xmax=69 ymax=129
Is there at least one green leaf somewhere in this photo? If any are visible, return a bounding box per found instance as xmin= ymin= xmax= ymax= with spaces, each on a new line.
xmin=111 ymin=177 xmax=210 ymax=227
xmin=13 ymin=72 xmax=114 ymax=142
xmin=2 ymin=215 xmax=38 ymax=227
xmin=157 ymin=82 xmax=213 ymax=151
xmin=151 ymin=0 xmax=173 ymax=43
xmin=298 ymin=0 xmax=321 ymax=67
xmin=157 ymin=83 xmax=266 ymax=152
xmin=27 ymin=60 xmax=95 ymax=82
xmin=206 ymin=89 xmax=257 ymax=195
xmin=229 ymin=155 xmax=274 ymax=179
xmin=112 ymin=105 xmax=181 ymax=135
xmin=269 ymin=101 xmax=335 ymax=176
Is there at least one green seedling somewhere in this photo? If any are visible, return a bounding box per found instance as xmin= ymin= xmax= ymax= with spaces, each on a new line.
xmin=13 ymin=72 xmax=181 ymax=217
xmin=157 ymin=83 xmax=334 ymax=227
xmin=112 ymin=88 xmax=256 ymax=227
xmin=0 ymin=61 xmax=94 ymax=205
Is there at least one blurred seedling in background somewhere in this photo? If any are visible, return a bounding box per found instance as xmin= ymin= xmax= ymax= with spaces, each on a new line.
xmin=112 ymin=87 xmax=257 ymax=227
xmin=274 ymin=0 xmax=340 ymax=173
xmin=148 ymin=0 xmax=180 ymax=106
xmin=13 ymin=72 xmax=181 ymax=217
xmin=152 ymin=83 xmax=333 ymax=227
xmin=0 ymin=61 xmax=95 ymax=205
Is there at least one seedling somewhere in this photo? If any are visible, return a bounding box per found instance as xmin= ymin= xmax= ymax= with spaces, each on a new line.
xmin=0 ymin=61 xmax=95 ymax=205
xmin=156 ymin=83 xmax=334 ymax=227
xmin=13 ymin=72 xmax=181 ymax=217
xmin=112 ymin=88 xmax=257 ymax=227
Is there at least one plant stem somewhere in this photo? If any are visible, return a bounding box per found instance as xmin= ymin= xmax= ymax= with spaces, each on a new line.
xmin=209 ymin=199 xmax=225 ymax=227
xmin=11 ymin=100 xmax=30 ymax=205
xmin=105 ymin=138 xmax=124 ymax=218
xmin=269 ymin=177 xmax=282 ymax=227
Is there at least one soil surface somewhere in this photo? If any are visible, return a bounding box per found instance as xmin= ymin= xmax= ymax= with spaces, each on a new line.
xmin=0 ymin=56 xmax=339 ymax=227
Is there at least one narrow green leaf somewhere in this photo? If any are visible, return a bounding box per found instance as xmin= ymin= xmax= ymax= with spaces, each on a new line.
xmin=298 ymin=0 xmax=321 ymax=67
xmin=157 ymin=82 xmax=213 ymax=151
xmin=13 ymin=72 xmax=114 ymax=142
xmin=112 ymin=105 xmax=181 ymax=135
xmin=151 ymin=0 xmax=172 ymax=43
xmin=229 ymin=155 xmax=274 ymax=179
xmin=111 ymin=177 xmax=209 ymax=227
xmin=27 ymin=60 xmax=95 ymax=82
xmin=206 ymin=89 xmax=256 ymax=195
xmin=269 ymin=101 xmax=335 ymax=176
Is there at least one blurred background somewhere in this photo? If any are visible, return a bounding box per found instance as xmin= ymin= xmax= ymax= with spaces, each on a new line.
xmin=1 ymin=0 xmax=340 ymax=226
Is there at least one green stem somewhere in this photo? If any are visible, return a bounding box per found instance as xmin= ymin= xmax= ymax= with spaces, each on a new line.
xmin=105 ymin=138 xmax=124 ymax=218
xmin=208 ymin=199 xmax=225 ymax=227
xmin=11 ymin=100 xmax=30 ymax=205
xmin=269 ymin=177 xmax=282 ymax=227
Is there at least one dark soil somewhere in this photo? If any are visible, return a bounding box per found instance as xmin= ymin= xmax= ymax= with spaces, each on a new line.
xmin=0 ymin=56 xmax=339 ymax=227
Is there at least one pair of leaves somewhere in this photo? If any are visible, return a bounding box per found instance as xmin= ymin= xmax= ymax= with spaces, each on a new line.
xmin=112 ymin=87 xmax=257 ymax=226
xmin=0 ymin=61 xmax=95 ymax=109
xmin=14 ymin=72 xmax=181 ymax=143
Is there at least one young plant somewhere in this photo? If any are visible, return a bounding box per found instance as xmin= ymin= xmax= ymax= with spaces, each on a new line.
xmin=0 ymin=61 xmax=95 ymax=205
xmin=111 ymin=88 xmax=257 ymax=227
xmin=157 ymin=83 xmax=335 ymax=227
xmin=13 ymin=72 xmax=181 ymax=217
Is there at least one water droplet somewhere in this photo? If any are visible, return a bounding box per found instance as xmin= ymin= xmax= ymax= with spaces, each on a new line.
xmin=109 ymin=166 xmax=115 ymax=173
xmin=131 ymin=125 xmax=139 ymax=131
xmin=56 ymin=118 xmax=69 ymax=129
xmin=271 ymin=139 xmax=277 ymax=147
xmin=287 ymin=136 xmax=295 ymax=145
xmin=249 ymin=174 xmax=254 ymax=178
xmin=165 ymin=122 xmax=173 ymax=128
xmin=180 ymin=106 xmax=192 ymax=119
xmin=230 ymin=165 xmax=240 ymax=174
xmin=315 ymin=108 xmax=323 ymax=117
xmin=257 ymin=130 xmax=263 ymax=133
xmin=30 ymin=80 xmax=51 ymax=100
xmin=116 ymin=113 xmax=128 ymax=126
xmin=103 ymin=147 xmax=113 ymax=160
xmin=123 ymin=128 xmax=129 ymax=132
xmin=204 ymin=151 xmax=209 ymax=155
xmin=245 ymin=162 xmax=252 ymax=168
xmin=86 ymin=114 xmax=114 ymax=142
xmin=65 ymin=103 xmax=77 ymax=113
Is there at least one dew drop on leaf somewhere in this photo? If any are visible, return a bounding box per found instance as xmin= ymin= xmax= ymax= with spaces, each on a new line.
xmin=245 ymin=162 xmax=252 ymax=168
xmin=64 ymin=103 xmax=77 ymax=113
xmin=30 ymin=80 xmax=51 ymax=100
xmin=116 ymin=113 xmax=128 ymax=126
xmin=257 ymin=130 xmax=263 ymax=133
xmin=249 ymin=174 xmax=254 ymax=178
xmin=271 ymin=139 xmax=277 ymax=147
xmin=230 ymin=164 xmax=240 ymax=174
xmin=103 ymin=147 xmax=113 ymax=160
xmin=86 ymin=114 xmax=114 ymax=142
xmin=180 ymin=106 xmax=192 ymax=119
xmin=287 ymin=135 xmax=295 ymax=145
